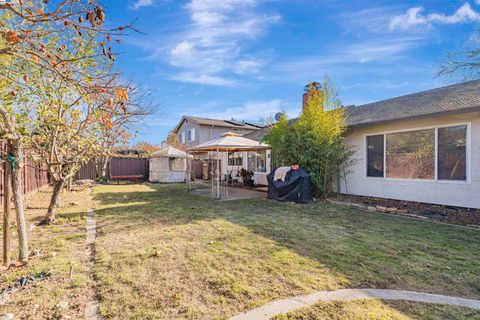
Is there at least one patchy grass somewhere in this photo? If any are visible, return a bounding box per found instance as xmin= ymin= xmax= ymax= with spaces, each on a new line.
xmin=93 ymin=184 xmax=480 ymax=320
xmin=273 ymin=300 xmax=480 ymax=320
xmin=0 ymin=185 xmax=94 ymax=319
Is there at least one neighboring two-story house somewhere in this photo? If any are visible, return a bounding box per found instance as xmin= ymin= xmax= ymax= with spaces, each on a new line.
xmin=174 ymin=116 xmax=261 ymax=154
xmin=173 ymin=115 xmax=269 ymax=183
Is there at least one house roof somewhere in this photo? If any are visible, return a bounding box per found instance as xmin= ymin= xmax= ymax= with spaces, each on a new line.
xmin=174 ymin=115 xmax=262 ymax=132
xmin=243 ymin=80 xmax=480 ymax=141
xmin=346 ymin=80 xmax=480 ymax=127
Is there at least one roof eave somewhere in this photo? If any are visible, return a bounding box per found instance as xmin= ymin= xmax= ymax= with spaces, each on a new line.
xmin=348 ymin=105 xmax=480 ymax=129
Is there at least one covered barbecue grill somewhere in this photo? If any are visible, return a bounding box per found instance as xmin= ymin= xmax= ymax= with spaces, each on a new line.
xmin=267 ymin=167 xmax=313 ymax=203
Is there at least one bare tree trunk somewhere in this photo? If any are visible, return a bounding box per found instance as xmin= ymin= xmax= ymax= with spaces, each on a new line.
xmin=10 ymin=143 xmax=28 ymax=262
xmin=3 ymin=141 xmax=12 ymax=267
xmin=98 ymin=156 xmax=110 ymax=181
xmin=43 ymin=178 xmax=65 ymax=225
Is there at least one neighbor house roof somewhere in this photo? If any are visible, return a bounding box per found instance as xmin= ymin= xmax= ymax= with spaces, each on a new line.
xmin=174 ymin=115 xmax=262 ymax=132
xmin=243 ymin=80 xmax=480 ymax=141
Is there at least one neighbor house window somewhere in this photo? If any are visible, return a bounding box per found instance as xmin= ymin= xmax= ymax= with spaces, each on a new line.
xmin=367 ymin=135 xmax=384 ymax=177
xmin=248 ymin=150 xmax=267 ymax=172
xmin=386 ymin=129 xmax=435 ymax=179
xmin=187 ymin=128 xmax=195 ymax=142
xmin=366 ymin=124 xmax=468 ymax=181
xmin=228 ymin=152 xmax=243 ymax=166
xmin=438 ymin=125 xmax=467 ymax=180
xmin=179 ymin=132 xmax=185 ymax=144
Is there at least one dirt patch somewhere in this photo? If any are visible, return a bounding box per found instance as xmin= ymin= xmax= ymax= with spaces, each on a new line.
xmin=0 ymin=185 xmax=95 ymax=319
xmin=331 ymin=194 xmax=480 ymax=227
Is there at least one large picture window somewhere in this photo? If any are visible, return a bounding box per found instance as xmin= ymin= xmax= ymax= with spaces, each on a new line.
xmin=366 ymin=124 xmax=468 ymax=181
xmin=386 ymin=129 xmax=435 ymax=179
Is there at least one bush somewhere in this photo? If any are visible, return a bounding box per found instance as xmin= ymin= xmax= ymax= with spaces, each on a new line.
xmin=264 ymin=77 xmax=354 ymax=198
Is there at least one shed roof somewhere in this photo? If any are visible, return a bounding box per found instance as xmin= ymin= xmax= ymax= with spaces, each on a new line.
xmin=150 ymin=146 xmax=189 ymax=158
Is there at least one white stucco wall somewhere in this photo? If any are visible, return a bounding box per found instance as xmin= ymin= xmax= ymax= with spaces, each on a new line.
xmin=340 ymin=111 xmax=480 ymax=209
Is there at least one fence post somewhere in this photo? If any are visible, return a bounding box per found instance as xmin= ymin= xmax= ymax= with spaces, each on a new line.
xmin=23 ymin=156 xmax=27 ymax=195
xmin=3 ymin=141 xmax=11 ymax=267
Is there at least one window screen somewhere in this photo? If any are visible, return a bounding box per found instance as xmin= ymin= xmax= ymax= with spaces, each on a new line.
xmin=367 ymin=135 xmax=384 ymax=177
xmin=438 ymin=125 xmax=467 ymax=180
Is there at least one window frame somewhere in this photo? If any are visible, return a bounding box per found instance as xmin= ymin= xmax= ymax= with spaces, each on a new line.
xmin=228 ymin=152 xmax=243 ymax=166
xmin=178 ymin=131 xmax=186 ymax=144
xmin=187 ymin=128 xmax=195 ymax=142
xmin=364 ymin=122 xmax=471 ymax=184
xmin=248 ymin=150 xmax=267 ymax=173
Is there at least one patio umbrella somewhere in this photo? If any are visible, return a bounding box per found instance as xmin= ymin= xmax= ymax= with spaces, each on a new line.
xmin=188 ymin=132 xmax=270 ymax=153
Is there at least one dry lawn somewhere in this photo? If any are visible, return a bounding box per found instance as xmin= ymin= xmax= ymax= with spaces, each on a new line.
xmin=93 ymin=184 xmax=480 ymax=320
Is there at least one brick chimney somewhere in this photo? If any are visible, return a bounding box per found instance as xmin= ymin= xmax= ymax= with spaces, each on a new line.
xmin=302 ymin=81 xmax=323 ymax=113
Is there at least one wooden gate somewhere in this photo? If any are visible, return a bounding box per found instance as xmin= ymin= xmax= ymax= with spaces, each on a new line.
xmin=191 ymin=159 xmax=204 ymax=180
xmin=108 ymin=157 xmax=148 ymax=180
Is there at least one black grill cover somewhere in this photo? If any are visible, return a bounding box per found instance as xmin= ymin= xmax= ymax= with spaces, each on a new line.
xmin=267 ymin=167 xmax=313 ymax=203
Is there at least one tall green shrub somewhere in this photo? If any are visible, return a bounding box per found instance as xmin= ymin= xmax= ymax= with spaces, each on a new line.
xmin=264 ymin=77 xmax=354 ymax=198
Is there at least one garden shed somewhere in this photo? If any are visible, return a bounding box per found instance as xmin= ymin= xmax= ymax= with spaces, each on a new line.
xmin=149 ymin=146 xmax=189 ymax=183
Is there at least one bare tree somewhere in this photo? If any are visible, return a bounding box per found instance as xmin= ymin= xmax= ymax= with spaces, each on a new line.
xmin=437 ymin=47 xmax=480 ymax=80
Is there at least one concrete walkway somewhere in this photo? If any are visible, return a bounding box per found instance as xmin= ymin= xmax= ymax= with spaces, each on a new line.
xmin=229 ymin=288 xmax=480 ymax=320
xmin=85 ymin=209 xmax=100 ymax=320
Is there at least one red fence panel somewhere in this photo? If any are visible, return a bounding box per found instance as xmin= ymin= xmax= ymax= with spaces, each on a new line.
xmin=109 ymin=157 xmax=148 ymax=180
xmin=24 ymin=158 xmax=49 ymax=196
xmin=75 ymin=159 xmax=97 ymax=181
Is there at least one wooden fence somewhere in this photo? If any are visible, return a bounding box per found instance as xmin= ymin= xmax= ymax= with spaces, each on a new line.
xmin=1 ymin=154 xmax=150 ymax=207
xmin=74 ymin=159 xmax=97 ymax=181
xmin=75 ymin=157 xmax=150 ymax=181
xmin=108 ymin=157 xmax=149 ymax=180
xmin=0 ymin=157 xmax=49 ymax=206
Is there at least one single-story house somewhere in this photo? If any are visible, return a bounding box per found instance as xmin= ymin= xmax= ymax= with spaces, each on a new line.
xmin=246 ymin=80 xmax=480 ymax=209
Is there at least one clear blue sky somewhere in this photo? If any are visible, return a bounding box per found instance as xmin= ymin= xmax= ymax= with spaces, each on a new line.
xmin=105 ymin=0 xmax=480 ymax=144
